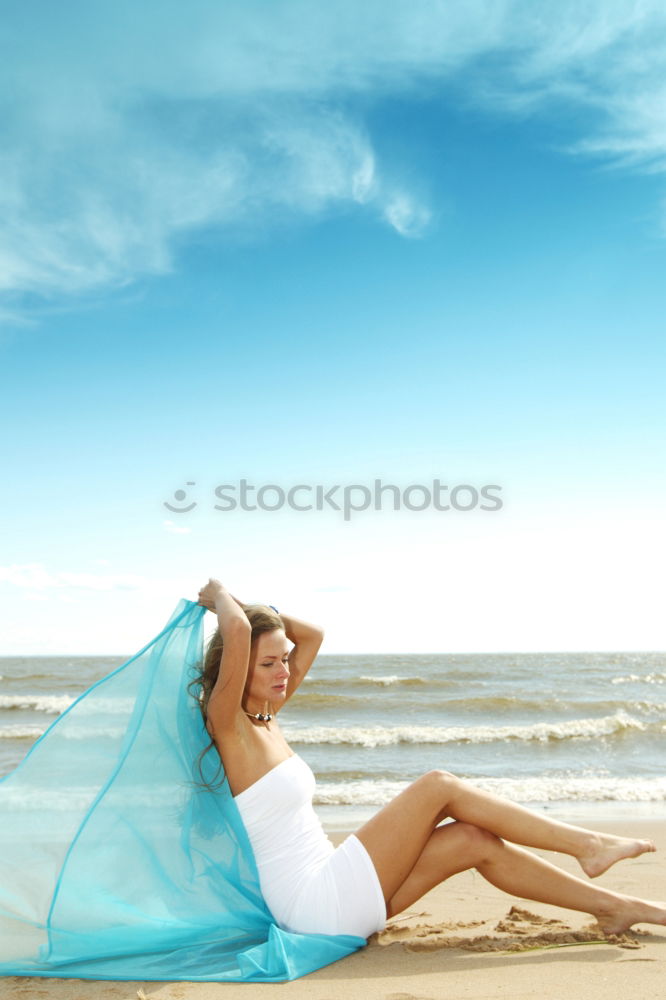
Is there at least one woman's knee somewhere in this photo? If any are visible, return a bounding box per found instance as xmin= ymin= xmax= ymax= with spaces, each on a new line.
xmin=455 ymin=822 xmax=501 ymax=864
xmin=420 ymin=768 xmax=461 ymax=798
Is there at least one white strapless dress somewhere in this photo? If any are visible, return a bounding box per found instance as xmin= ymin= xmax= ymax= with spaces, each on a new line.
xmin=233 ymin=754 xmax=386 ymax=938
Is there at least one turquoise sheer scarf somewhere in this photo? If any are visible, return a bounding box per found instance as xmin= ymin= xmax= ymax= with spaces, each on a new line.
xmin=0 ymin=599 xmax=365 ymax=982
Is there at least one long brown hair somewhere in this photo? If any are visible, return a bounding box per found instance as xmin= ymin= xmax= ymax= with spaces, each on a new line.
xmin=188 ymin=604 xmax=284 ymax=789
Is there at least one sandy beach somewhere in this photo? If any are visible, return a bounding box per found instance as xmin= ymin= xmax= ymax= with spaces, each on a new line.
xmin=1 ymin=819 xmax=663 ymax=1000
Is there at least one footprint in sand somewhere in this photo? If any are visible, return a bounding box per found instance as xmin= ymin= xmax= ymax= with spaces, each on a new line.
xmin=376 ymin=905 xmax=643 ymax=953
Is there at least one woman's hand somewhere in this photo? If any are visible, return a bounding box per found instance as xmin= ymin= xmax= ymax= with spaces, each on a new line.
xmin=197 ymin=578 xmax=225 ymax=610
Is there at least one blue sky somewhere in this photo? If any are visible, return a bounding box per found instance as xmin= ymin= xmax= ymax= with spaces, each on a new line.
xmin=1 ymin=1 xmax=665 ymax=654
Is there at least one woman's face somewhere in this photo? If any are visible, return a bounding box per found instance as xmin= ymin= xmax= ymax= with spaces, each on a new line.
xmin=244 ymin=629 xmax=290 ymax=708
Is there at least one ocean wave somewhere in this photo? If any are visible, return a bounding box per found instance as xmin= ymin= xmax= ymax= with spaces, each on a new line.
xmin=307 ymin=674 xmax=450 ymax=688
xmin=0 ymin=725 xmax=46 ymax=740
xmin=0 ymin=694 xmax=75 ymax=714
xmin=4 ymin=775 xmax=663 ymax=812
xmin=419 ymin=696 xmax=666 ymax=715
xmin=358 ymin=675 xmax=427 ymax=687
xmin=0 ymin=723 xmax=128 ymax=742
xmin=313 ymin=775 xmax=666 ymax=806
xmin=3 ymin=691 xmax=664 ymax=720
xmin=0 ymin=694 xmax=136 ymax=715
xmin=0 ymin=785 xmax=187 ymax=811
xmin=61 ymin=728 xmax=127 ymax=740
xmin=2 ymin=710 xmax=660 ymax=749
xmin=283 ymin=712 xmax=655 ymax=748
xmin=611 ymin=672 xmax=666 ymax=686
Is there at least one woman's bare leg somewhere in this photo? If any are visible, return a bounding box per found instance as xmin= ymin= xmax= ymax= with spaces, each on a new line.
xmin=355 ymin=771 xmax=655 ymax=904
xmin=386 ymin=821 xmax=666 ymax=935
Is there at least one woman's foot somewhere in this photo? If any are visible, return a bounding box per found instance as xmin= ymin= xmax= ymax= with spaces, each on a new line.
xmin=577 ymin=832 xmax=656 ymax=878
xmin=596 ymin=896 xmax=666 ymax=936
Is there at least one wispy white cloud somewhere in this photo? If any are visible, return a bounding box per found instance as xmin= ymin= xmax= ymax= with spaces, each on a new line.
xmin=383 ymin=192 xmax=432 ymax=238
xmin=0 ymin=564 xmax=56 ymax=590
xmin=2 ymin=0 xmax=666 ymax=314
xmin=0 ymin=563 xmax=145 ymax=591
xmin=163 ymin=520 xmax=192 ymax=535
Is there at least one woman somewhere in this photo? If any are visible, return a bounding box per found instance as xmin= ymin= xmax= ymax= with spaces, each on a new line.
xmin=196 ymin=578 xmax=666 ymax=941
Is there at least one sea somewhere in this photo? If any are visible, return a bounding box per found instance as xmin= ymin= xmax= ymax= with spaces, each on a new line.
xmin=1 ymin=651 xmax=665 ymax=831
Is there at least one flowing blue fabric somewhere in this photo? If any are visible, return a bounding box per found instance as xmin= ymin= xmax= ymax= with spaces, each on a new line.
xmin=0 ymin=599 xmax=365 ymax=981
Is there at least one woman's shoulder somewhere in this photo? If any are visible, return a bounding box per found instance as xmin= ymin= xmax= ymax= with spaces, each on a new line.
xmin=210 ymin=716 xmax=293 ymax=797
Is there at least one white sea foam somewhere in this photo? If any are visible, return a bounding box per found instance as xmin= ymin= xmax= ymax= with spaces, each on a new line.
xmin=0 ymin=785 xmax=187 ymax=811
xmin=0 ymin=694 xmax=74 ymax=714
xmin=0 ymin=694 xmax=135 ymax=715
xmin=314 ymin=775 xmax=666 ymax=807
xmin=3 ymin=775 xmax=663 ymax=812
xmin=60 ymin=726 xmax=127 ymax=740
xmin=612 ymin=672 xmax=666 ymax=685
xmin=283 ymin=711 xmax=651 ymax=748
xmin=0 ymin=725 xmax=46 ymax=740
xmin=0 ymin=722 xmax=129 ymax=741
xmin=0 ymin=786 xmax=99 ymax=811
xmin=2 ymin=711 xmax=660 ymax=751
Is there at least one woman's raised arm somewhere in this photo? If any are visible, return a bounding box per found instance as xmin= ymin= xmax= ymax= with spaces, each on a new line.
xmin=198 ymin=579 xmax=251 ymax=731
xmin=280 ymin=612 xmax=324 ymax=704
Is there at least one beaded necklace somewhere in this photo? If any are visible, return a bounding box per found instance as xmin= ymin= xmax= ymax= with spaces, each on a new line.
xmin=244 ymin=711 xmax=273 ymax=722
